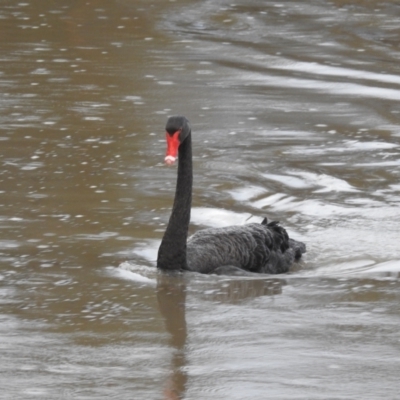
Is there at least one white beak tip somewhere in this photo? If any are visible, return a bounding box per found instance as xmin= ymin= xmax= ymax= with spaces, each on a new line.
xmin=165 ymin=155 xmax=176 ymax=165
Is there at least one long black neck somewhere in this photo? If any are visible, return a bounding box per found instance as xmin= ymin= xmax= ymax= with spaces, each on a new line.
xmin=157 ymin=132 xmax=192 ymax=271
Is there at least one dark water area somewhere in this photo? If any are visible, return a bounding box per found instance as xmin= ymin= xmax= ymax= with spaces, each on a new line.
xmin=1 ymin=0 xmax=400 ymax=399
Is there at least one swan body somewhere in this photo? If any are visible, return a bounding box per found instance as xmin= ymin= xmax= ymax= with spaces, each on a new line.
xmin=157 ymin=115 xmax=305 ymax=275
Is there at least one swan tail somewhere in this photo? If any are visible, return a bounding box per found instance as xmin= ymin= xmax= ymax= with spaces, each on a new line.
xmin=264 ymin=220 xmax=290 ymax=253
xmin=289 ymin=238 xmax=306 ymax=260
xmin=261 ymin=217 xmax=268 ymax=225
xmin=261 ymin=217 xmax=305 ymax=258
xmin=258 ymin=218 xmax=306 ymax=274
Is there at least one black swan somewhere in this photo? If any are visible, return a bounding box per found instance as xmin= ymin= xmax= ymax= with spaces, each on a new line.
xmin=156 ymin=115 xmax=306 ymax=275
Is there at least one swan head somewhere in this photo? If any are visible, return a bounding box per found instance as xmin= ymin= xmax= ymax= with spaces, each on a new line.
xmin=164 ymin=115 xmax=191 ymax=165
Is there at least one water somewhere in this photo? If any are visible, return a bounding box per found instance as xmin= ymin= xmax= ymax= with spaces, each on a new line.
xmin=1 ymin=0 xmax=400 ymax=398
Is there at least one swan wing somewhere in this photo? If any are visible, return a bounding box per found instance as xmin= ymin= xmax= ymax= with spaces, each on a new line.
xmin=186 ymin=222 xmax=305 ymax=274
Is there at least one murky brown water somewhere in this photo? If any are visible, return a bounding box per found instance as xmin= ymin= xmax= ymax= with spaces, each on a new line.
xmin=1 ymin=0 xmax=400 ymax=398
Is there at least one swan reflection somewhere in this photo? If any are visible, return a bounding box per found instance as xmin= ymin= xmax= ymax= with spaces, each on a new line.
xmin=200 ymin=277 xmax=285 ymax=304
xmin=156 ymin=272 xmax=285 ymax=398
xmin=157 ymin=273 xmax=188 ymax=400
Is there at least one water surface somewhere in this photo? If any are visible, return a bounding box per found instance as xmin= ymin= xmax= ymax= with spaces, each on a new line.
xmin=1 ymin=0 xmax=400 ymax=399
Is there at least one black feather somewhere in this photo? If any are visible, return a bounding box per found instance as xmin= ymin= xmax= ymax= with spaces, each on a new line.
xmin=157 ymin=116 xmax=306 ymax=275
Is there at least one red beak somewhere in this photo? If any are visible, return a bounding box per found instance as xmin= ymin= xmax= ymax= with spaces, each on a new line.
xmin=165 ymin=130 xmax=181 ymax=165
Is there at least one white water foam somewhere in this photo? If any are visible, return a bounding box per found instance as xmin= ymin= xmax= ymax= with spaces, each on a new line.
xmin=111 ymin=262 xmax=156 ymax=285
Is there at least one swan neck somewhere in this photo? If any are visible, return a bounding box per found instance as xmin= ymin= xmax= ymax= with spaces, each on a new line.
xmin=157 ymin=132 xmax=192 ymax=270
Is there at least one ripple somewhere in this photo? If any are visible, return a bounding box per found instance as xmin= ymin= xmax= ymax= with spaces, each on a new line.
xmin=191 ymin=207 xmax=251 ymax=228
xmin=0 ymin=240 xmax=20 ymax=249
xmin=113 ymin=262 xmax=156 ymax=285
xmin=279 ymin=61 xmax=400 ymax=86
xmin=238 ymin=71 xmax=400 ymax=101
xmin=75 ymin=232 xmax=119 ymax=240
xmin=20 ymin=162 xmax=44 ymax=170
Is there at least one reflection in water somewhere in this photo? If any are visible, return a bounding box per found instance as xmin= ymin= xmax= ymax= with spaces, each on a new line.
xmin=156 ymin=270 xmax=286 ymax=399
xmin=201 ymin=276 xmax=285 ymax=304
xmin=157 ymin=273 xmax=188 ymax=400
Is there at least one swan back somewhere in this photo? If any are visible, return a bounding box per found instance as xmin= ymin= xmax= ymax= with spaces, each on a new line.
xmin=186 ymin=220 xmax=304 ymax=274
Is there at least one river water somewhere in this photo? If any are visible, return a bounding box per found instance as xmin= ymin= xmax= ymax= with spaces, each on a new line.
xmin=1 ymin=0 xmax=400 ymax=399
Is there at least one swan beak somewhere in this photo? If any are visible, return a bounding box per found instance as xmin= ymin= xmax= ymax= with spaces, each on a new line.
xmin=165 ymin=155 xmax=176 ymax=165
xmin=165 ymin=130 xmax=181 ymax=165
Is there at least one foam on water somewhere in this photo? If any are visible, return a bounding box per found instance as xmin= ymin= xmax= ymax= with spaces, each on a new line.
xmin=112 ymin=262 xmax=156 ymax=285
